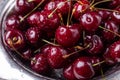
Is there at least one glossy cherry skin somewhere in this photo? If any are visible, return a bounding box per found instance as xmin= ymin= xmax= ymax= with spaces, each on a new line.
xmin=108 ymin=0 xmax=120 ymax=9
xmin=5 ymin=15 xmax=20 ymax=31
xmin=90 ymin=56 xmax=103 ymax=72
xmin=22 ymin=48 xmax=32 ymax=60
xmin=97 ymin=10 xmax=110 ymax=21
xmin=4 ymin=29 xmax=25 ymax=50
xmin=14 ymin=0 xmax=35 ymax=15
xmin=85 ymin=35 xmax=103 ymax=55
xmin=31 ymin=53 xmax=50 ymax=74
xmin=102 ymin=20 xmax=119 ymax=41
xmin=26 ymin=27 xmax=41 ymax=45
xmin=27 ymin=10 xmax=60 ymax=31
xmin=80 ymin=11 xmax=101 ymax=32
xmin=110 ymin=6 xmax=120 ymax=25
xmin=63 ymin=64 xmax=77 ymax=80
xmin=73 ymin=1 xmax=90 ymax=20
xmin=103 ymin=48 xmax=116 ymax=65
xmin=109 ymin=40 xmax=120 ymax=63
xmin=47 ymin=46 xmax=68 ymax=69
xmin=72 ymin=57 xmax=95 ymax=80
xmin=44 ymin=0 xmax=71 ymax=15
xmin=55 ymin=24 xmax=81 ymax=48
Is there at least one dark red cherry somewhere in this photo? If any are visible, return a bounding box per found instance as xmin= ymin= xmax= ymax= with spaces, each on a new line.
xmin=85 ymin=35 xmax=103 ymax=55
xmin=72 ymin=57 xmax=95 ymax=80
xmin=108 ymin=0 xmax=120 ymax=9
xmin=90 ymin=56 xmax=103 ymax=72
xmin=103 ymin=48 xmax=116 ymax=65
xmin=63 ymin=64 xmax=77 ymax=80
xmin=47 ymin=46 xmax=68 ymax=69
xmin=27 ymin=10 xmax=60 ymax=31
xmin=109 ymin=40 xmax=120 ymax=63
xmin=40 ymin=44 xmax=53 ymax=55
xmin=44 ymin=0 xmax=71 ymax=15
xmin=5 ymin=15 xmax=20 ymax=31
xmin=80 ymin=11 xmax=101 ymax=32
xmin=26 ymin=27 xmax=41 ymax=45
xmin=14 ymin=0 xmax=35 ymax=15
xmin=73 ymin=1 xmax=90 ymax=20
xmin=4 ymin=29 xmax=25 ymax=50
xmin=110 ymin=6 xmax=120 ymax=25
xmin=22 ymin=48 xmax=32 ymax=60
xmin=55 ymin=24 xmax=81 ymax=47
xmin=102 ymin=20 xmax=119 ymax=41
xmin=97 ymin=10 xmax=111 ymax=21
xmin=31 ymin=53 xmax=50 ymax=74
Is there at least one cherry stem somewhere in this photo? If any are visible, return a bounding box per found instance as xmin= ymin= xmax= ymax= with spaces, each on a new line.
xmin=63 ymin=44 xmax=90 ymax=59
xmin=67 ymin=0 xmax=72 ymax=26
xmin=91 ymin=0 xmax=112 ymax=8
xmin=48 ymin=0 xmax=69 ymax=18
xmin=92 ymin=60 xmax=105 ymax=67
xmin=90 ymin=0 xmax=95 ymax=6
xmin=42 ymin=39 xmax=60 ymax=46
xmin=8 ymin=39 xmax=25 ymax=59
xmin=99 ymin=26 xmax=120 ymax=37
xmin=95 ymin=7 xmax=119 ymax=13
xmin=20 ymin=0 xmax=45 ymax=22
xmin=58 ymin=13 xmax=64 ymax=25
xmin=70 ymin=8 xmax=76 ymax=24
xmin=100 ymin=67 xmax=106 ymax=80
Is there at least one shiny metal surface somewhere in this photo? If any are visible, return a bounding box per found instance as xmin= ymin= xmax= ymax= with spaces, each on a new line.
xmin=0 ymin=0 xmax=120 ymax=80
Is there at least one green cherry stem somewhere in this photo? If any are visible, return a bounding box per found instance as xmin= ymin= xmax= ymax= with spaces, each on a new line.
xmin=20 ymin=0 xmax=45 ymax=22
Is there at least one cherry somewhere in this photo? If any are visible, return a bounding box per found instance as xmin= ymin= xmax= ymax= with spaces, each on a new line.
xmin=101 ymin=20 xmax=119 ymax=41
xmin=90 ymin=56 xmax=103 ymax=72
xmin=5 ymin=15 xmax=20 ymax=31
xmin=72 ymin=57 xmax=95 ymax=80
xmin=14 ymin=0 xmax=35 ymax=15
xmin=31 ymin=0 xmax=50 ymax=5
xmin=44 ymin=0 xmax=71 ymax=15
xmin=47 ymin=45 xmax=68 ymax=69
xmin=108 ymin=0 xmax=120 ymax=9
xmin=4 ymin=29 xmax=25 ymax=50
xmin=26 ymin=27 xmax=41 ymax=45
xmin=72 ymin=0 xmax=90 ymax=20
xmin=63 ymin=64 xmax=77 ymax=80
xmin=55 ymin=24 xmax=81 ymax=48
xmin=110 ymin=6 xmax=120 ymax=25
xmin=27 ymin=10 xmax=60 ymax=31
xmin=108 ymin=40 xmax=120 ymax=63
xmin=97 ymin=10 xmax=111 ymax=21
xmin=103 ymin=47 xmax=116 ymax=65
xmin=80 ymin=11 xmax=102 ymax=32
xmin=22 ymin=48 xmax=32 ymax=60
xmin=84 ymin=34 xmax=103 ymax=55
xmin=40 ymin=44 xmax=53 ymax=55
xmin=31 ymin=53 xmax=50 ymax=74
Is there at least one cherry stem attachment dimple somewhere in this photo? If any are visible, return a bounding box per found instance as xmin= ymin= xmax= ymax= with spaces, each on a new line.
xmin=99 ymin=26 xmax=120 ymax=38
xmin=20 ymin=0 xmax=45 ymax=22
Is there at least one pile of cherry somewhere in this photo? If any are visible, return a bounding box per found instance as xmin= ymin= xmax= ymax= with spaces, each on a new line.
xmin=3 ymin=0 xmax=120 ymax=80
